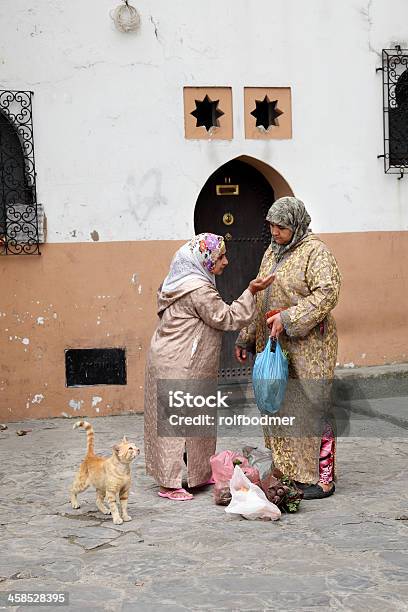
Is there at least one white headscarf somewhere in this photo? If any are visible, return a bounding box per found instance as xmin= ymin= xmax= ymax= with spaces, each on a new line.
xmin=161 ymin=233 xmax=226 ymax=293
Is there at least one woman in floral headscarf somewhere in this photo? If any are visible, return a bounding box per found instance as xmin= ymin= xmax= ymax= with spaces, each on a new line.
xmin=236 ymin=197 xmax=341 ymax=500
xmin=144 ymin=233 xmax=273 ymax=500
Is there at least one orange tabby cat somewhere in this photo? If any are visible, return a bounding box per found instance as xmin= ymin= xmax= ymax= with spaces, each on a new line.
xmin=70 ymin=420 xmax=139 ymax=525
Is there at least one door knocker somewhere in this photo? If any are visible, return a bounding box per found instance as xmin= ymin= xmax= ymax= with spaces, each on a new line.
xmin=223 ymin=212 xmax=234 ymax=226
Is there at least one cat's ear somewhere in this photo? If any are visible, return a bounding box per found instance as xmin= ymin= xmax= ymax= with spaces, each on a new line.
xmin=122 ymin=436 xmax=128 ymax=443
xmin=113 ymin=444 xmax=120 ymax=455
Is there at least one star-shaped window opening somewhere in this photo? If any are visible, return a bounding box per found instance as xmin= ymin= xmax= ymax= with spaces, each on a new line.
xmin=250 ymin=96 xmax=283 ymax=131
xmin=191 ymin=94 xmax=224 ymax=132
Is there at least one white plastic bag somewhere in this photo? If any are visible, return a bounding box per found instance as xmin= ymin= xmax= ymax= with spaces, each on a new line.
xmin=225 ymin=465 xmax=281 ymax=521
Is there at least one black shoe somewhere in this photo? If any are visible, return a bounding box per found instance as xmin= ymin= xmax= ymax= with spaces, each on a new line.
xmin=302 ymin=483 xmax=335 ymax=500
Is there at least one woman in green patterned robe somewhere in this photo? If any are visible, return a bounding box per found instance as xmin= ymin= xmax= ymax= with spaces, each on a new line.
xmin=236 ymin=197 xmax=341 ymax=499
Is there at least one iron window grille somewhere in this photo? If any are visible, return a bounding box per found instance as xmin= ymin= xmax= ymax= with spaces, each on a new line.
xmin=0 ymin=90 xmax=40 ymax=254
xmin=378 ymin=47 xmax=408 ymax=178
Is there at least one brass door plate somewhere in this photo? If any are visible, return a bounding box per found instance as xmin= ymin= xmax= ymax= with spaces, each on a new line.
xmin=216 ymin=184 xmax=239 ymax=196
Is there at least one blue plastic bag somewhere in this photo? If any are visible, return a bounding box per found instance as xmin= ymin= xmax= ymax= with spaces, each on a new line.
xmin=252 ymin=339 xmax=289 ymax=414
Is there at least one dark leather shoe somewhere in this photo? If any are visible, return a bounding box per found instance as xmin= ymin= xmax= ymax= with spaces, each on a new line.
xmin=302 ymin=483 xmax=335 ymax=500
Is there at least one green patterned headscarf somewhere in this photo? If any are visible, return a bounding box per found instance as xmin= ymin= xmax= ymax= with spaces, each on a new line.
xmin=266 ymin=197 xmax=312 ymax=262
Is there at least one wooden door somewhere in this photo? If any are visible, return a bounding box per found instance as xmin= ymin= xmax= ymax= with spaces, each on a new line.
xmin=194 ymin=159 xmax=274 ymax=382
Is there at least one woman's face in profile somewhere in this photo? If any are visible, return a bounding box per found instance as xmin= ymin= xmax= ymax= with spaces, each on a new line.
xmin=212 ymin=253 xmax=229 ymax=275
xmin=270 ymin=223 xmax=293 ymax=245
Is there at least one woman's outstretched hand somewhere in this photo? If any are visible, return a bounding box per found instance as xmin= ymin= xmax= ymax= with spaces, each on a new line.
xmin=235 ymin=346 xmax=247 ymax=363
xmin=248 ymin=274 xmax=274 ymax=295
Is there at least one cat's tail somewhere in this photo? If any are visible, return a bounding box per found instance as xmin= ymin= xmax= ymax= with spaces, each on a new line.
xmin=73 ymin=420 xmax=95 ymax=456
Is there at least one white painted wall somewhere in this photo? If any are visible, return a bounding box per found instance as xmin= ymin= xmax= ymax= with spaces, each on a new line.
xmin=1 ymin=0 xmax=407 ymax=241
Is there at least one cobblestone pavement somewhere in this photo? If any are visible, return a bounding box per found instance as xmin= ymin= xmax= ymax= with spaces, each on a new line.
xmin=0 ymin=413 xmax=407 ymax=611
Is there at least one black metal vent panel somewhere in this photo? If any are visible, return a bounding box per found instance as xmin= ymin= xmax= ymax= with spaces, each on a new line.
xmin=378 ymin=48 xmax=408 ymax=176
xmin=219 ymin=366 xmax=253 ymax=380
xmin=65 ymin=348 xmax=127 ymax=387
xmin=0 ymin=90 xmax=40 ymax=254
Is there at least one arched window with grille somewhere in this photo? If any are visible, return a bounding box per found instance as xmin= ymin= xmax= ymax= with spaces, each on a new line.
xmin=0 ymin=90 xmax=40 ymax=255
xmin=379 ymin=48 xmax=408 ymax=177
xmin=389 ymin=68 xmax=408 ymax=168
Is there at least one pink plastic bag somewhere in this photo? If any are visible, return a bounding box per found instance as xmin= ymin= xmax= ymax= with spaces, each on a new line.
xmin=210 ymin=450 xmax=260 ymax=486
xmin=210 ymin=450 xmax=248 ymax=482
